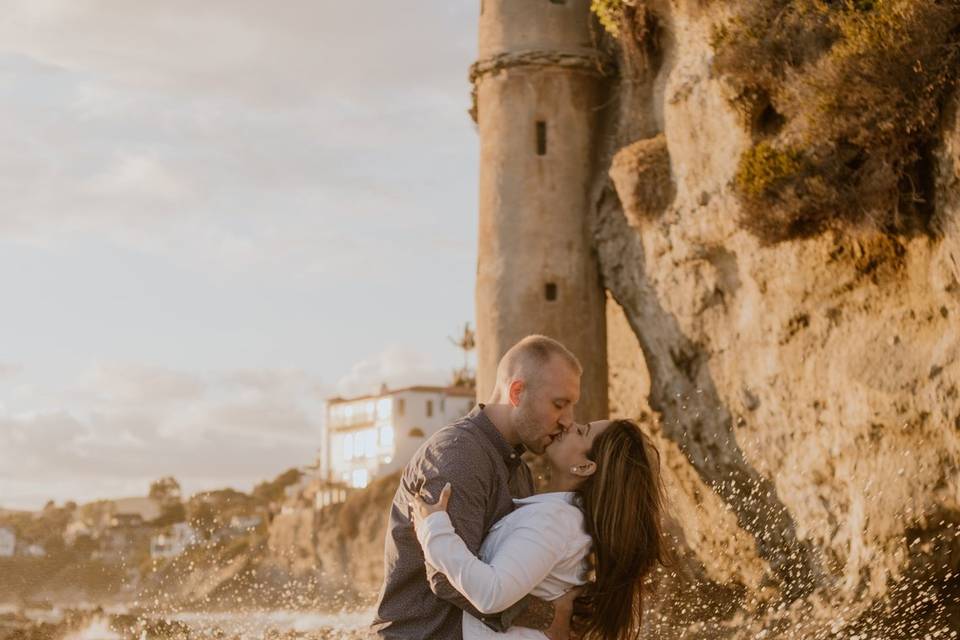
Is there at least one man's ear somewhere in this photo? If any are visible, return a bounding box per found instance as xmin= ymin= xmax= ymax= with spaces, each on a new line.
xmin=570 ymin=461 xmax=597 ymax=477
xmin=508 ymin=379 xmax=525 ymax=407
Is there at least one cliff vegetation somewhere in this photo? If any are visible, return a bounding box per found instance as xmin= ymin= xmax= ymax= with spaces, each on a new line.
xmin=713 ymin=0 xmax=960 ymax=242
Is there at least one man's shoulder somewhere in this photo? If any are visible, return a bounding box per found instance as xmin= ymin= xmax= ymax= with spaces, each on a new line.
xmin=420 ymin=417 xmax=487 ymax=458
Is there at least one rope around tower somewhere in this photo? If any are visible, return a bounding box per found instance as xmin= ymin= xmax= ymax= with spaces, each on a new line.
xmin=468 ymin=49 xmax=614 ymax=123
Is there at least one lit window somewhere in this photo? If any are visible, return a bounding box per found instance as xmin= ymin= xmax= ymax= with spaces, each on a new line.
xmin=364 ymin=430 xmax=377 ymax=457
xmin=380 ymin=425 xmax=395 ymax=448
xmin=356 ymin=433 xmax=362 ymax=455
xmin=351 ymin=469 xmax=369 ymax=489
xmin=377 ymin=397 xmax=392 ymax=420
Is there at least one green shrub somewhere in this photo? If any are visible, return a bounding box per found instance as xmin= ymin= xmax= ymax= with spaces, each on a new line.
xmin=592 ymin=0 xmax=625 ymax=35
xmin=711 ymin=0 xmax=960 ymax=243
xmin=735 ymin=142 xmax=805 ymax=199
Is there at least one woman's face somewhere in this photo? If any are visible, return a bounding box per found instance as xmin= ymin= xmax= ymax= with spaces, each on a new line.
xmin=544 ymin=419 xmax=612 ymax=475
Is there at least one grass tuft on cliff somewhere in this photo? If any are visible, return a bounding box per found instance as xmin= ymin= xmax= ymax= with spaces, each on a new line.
xmin=591 ymin=0 xmax=626 ymax=35
xmin=712 ymin=0 xmax=960 ymax=243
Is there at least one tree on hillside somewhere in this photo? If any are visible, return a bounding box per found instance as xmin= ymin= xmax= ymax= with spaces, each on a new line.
xmin=185 ymin=488 xmax=259 ymax=538
xmin=149 ymin=476 xmax=182 ymax=503
xmin=252 ymin=468 xmax=303 ymax=506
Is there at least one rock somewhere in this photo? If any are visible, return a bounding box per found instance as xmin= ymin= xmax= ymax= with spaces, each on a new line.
xmin=609 ymin=133 xmax=675 ymax=227
xmin=592 ymin=1 xmax=960 ymax=636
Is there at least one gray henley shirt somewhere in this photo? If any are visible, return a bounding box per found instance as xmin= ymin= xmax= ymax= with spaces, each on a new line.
xmin=371 ymin=404 xmax=535 ymax=639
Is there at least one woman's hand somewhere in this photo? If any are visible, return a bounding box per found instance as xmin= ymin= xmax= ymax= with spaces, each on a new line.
xmin=410 ymin=482 xmax=452 ymax=533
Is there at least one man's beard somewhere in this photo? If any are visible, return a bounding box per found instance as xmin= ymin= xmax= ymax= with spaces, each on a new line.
xmin=514 ymin=404 xmax=546 ymax=454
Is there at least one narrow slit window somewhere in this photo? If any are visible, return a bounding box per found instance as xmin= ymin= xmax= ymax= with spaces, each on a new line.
xmin=545 ymin=283 xmax=557 ymax=301
xmin=549 ymin=0 xmax=566 ymax=4
xmin=536 ymin=121 xmax=547 ymax=156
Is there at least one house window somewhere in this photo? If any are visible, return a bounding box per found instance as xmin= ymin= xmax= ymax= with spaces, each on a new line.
xmin=353 ymin=433 xmax=363 ymax=458
xmin=409 ymin=427 xmax=425 ymax=438
xmin=549 ymin=0 xmax=566 ymax=4
xmin=363 ymin=429 xmax=377 ymax=457
xmin=397 ymin=398 xmax=405 ymax=417
xmin=377 ymin=397 xmax=392 ymax=420
xmin=426 ymin=400 xmax=434 ymax=418
xmin=380 ymin=425 xmax=394 ymax=448
xmin=536 ymin=121 xmax=547 ymax=155
xmin=545 ymin=282 xmax=557 ymax=301
xmin=351 ymin=469 xmax=369 ymax=489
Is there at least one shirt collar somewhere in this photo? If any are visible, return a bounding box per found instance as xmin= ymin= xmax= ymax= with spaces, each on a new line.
xmin=467 ymin=404 xmax=526 ymax=469
xmin=514 ymin=492 xmax=580 ymax=507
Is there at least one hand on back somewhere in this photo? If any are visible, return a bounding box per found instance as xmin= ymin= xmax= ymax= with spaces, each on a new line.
xmin=409 ymin=482 xmax=452 ymax=534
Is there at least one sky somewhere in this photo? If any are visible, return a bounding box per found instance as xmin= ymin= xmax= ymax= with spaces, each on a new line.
xmin=0 ymin=1 xmax=480 ymax=509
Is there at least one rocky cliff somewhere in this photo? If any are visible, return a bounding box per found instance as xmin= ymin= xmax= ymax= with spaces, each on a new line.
xmin=262 ymin=3 xmax=960 ymax=635
xmin=265 ymin=473 xmax=397 ymax=602
xmin=596 ymin=0 xmax=960 ymax=636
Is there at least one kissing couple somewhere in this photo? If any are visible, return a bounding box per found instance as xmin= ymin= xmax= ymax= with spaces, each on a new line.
xmin=372 ymin=335 xmax=668 ymax=639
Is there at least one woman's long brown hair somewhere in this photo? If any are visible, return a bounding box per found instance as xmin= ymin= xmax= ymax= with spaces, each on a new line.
xmin=576 ymin=419 xmax=668 ymax=640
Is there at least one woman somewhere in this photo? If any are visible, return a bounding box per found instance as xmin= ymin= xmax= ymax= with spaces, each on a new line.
xmin=410 ymin=418 xmax=667 ymax=640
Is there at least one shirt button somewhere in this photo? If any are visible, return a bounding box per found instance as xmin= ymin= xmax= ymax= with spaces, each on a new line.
xmin=510 ymin=453 xmax=517 ymax=459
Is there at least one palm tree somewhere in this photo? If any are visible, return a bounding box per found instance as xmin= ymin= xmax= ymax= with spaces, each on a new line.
xmin=449 ymin=323 xmax=476 ymax=389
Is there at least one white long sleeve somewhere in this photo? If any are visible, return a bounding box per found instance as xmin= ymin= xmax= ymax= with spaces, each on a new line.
xmin=416 ymin=502 xmax=574 ymax=614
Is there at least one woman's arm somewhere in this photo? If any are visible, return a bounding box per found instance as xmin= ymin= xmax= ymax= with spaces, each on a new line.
xmin=412 ymin=487 xmax=569 ymax=614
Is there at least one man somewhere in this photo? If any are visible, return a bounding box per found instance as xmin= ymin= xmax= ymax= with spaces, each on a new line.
xmin=372 ymin=335 xmax=583 ymax=639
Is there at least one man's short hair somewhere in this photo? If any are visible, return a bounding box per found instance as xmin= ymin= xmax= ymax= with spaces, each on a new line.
xmin=495 ymin=335 xmax=582 ymax=390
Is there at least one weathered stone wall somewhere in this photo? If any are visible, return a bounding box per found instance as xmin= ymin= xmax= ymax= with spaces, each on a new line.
xmin=474 ymin=0 xmax=608 ymax=421
xmin=595 ymin=0 xmax=960 ymax=635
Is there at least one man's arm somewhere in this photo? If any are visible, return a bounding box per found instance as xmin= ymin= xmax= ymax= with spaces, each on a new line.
xmin=416 ymin=506 xmax=566 ymax=614
xmin=416 ymin=454 xmax=518 ymax=629
xmin=415 ymin=452 xmax=571 ymax=636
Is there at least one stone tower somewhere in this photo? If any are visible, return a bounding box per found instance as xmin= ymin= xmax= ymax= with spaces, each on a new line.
xmin=473 ymin=0 xmax=608 ymax=421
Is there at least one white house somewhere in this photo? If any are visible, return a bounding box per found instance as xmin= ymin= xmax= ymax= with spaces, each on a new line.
xmin=0 ymin=528 xmax=14 ymax=557
xmin=324 ymin=386 xmax=476 ymax=489
xmin=107 ymin=497 xmax=163 ymax=527
xmin=150 ymin=522 xmax=198 ymax=559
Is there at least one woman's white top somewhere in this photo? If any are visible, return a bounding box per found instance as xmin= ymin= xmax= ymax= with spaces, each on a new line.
xmin=416 ymin=491 xmax=593 ymax=640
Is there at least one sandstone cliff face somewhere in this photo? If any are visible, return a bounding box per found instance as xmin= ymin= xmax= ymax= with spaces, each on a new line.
xmin=597 ymin=0 xmax=960 ymax=635
xmin=264 ymin=474 xmax=397 ymax=601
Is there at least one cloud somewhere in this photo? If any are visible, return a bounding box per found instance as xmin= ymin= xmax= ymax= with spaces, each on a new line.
xmin=0 ymin=362 xmax=333 ymax=509
xmin=76 ymin=362 xmax=206 ymax=407
xmin=335 ymin=346 xmax=450 ymax=399
xmin=0 ymin=14 xmax=479 ymax=275
xmin=0 ymin=3 xmax=479 ymax=509
xmin=0 ymin=1 xmax=475 ymax=105
xmin=84 ymin=153 xmax=191 ymax=201
xmin=0 ymin=363 xmax=23 ymax=380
